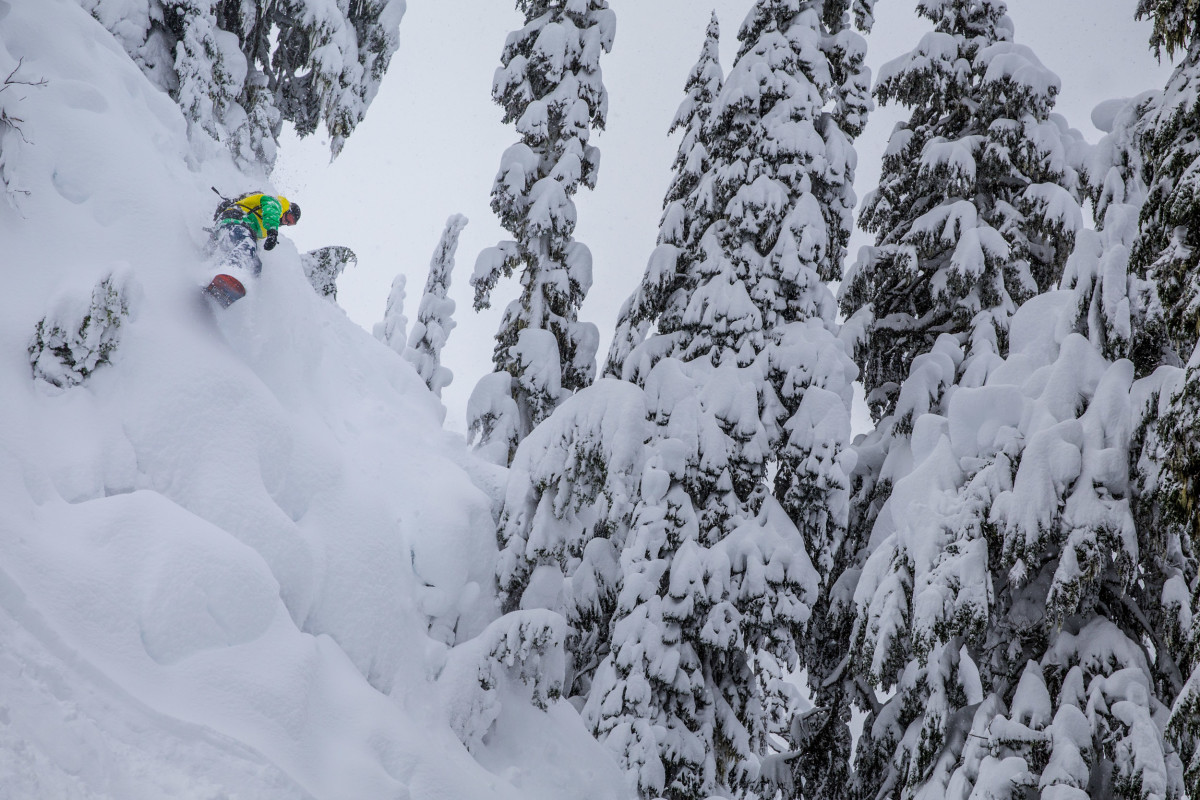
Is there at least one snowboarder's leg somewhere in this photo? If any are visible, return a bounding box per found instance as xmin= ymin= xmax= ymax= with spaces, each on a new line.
xmin=226 ymin=223 xmax=262 ymax=276
xmin=204 ymin=224 xmax=257 ymax=308
xmin=212 ymin=223 xmax=261 ymax=276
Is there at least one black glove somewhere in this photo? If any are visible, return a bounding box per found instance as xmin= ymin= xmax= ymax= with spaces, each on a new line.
xmin=264 ymin=229 xmax=278 ymax=251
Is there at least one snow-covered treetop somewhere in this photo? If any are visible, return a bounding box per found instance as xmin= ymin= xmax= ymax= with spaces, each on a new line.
xmin=664 ymin=12 xmax=722 ymax=227
xmin=603 ymin=14 xmax=722 ymax=378
xmin=494 ymin=0 xmax=615 ymax=176
xmin=843 ymin=0 xmax=1084 ymax=420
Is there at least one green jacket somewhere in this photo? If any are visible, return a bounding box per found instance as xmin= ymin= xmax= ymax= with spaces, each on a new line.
xmin=218 ymin=193 xmax=291 ymax=239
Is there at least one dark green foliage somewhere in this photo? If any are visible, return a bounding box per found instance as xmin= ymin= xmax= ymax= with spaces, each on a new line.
xmin=301 ymin=245 xmax=357 ymax=300
xmin=29 ymin=274 xmax=132 ymax=388
xmin=843 ymin=0 xmax=1081 ymax=421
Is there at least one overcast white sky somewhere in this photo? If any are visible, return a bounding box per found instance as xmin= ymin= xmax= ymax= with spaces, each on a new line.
xmin=274 ymin=0 xmax=1173 ymax=435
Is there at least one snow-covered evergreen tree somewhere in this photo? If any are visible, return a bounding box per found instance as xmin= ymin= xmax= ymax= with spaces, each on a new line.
xmin=604 ymin=12 xmax=723 ymax=379
xmin=405 ymin=215 xmax=467 ymax=397
xmin=840 ymin=24 xmax=1199 ymax=796
xmin=831 ymin=3 xmax=1137 ymax=798
xmin=468 ymin=0 xmax=615 ymax=460
xmin=29 ymin=270 xmax=137 ymax=389
xmin=374 ymin=273 xmax=408 ymax=356
xmin=1128 ymin=5 xmax=1200 ymax=791
xmin=840 ymin=0 xmax=1083 ymax=423
xmin=574 ymin=3 xmax=870 ymax=797
xmin=301 ymin=245 xmax=357 ymax=301
xmin=79 ymin=0 xmax=405 ymax=169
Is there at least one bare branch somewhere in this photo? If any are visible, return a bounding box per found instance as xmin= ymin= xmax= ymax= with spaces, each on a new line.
xmin=1 ymin=57 xmax=48 ymax=93
xmin=0 ymin=57 xmax=46 ymax=144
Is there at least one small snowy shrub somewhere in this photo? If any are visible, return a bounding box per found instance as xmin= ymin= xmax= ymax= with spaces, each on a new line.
xmin=466 ymin=371 xmax=520 ymax=467
xmin=28 ymin=272 xmax=134 ymax=388
xmin=301 ymin=245 xmax=356 ymax=300
xmin=438 ymin=610 xmax=566 ymax=753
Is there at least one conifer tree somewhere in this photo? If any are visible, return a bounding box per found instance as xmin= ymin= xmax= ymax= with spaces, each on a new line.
xmin=604 ymin=12 xmax=723 ymax=378
xmin=578 ymin=3 xmax=870 ymax=797
xmin=1129 ymin=3 xmax=1200 ymax=791
xmin=468 ymin=0 xmax=615 ymax=461
xmin=840 ymin=0 xmax=1082 ymax=423
xmin=838 ymin=8 xmax=1200 ymax=797
xmin=406 ymin=215 xmax=467 ymax=397
xmin=374 ymin=273 xmax=408 ymax=356
xmin=81 ymin=0 xmax=405 ymax=169
xmin=833 ymin=2 xmax=1106 ymax=797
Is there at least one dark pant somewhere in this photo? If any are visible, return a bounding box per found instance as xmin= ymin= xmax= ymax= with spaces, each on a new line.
xmin=211 ymin=223 xmax=261 ymax=276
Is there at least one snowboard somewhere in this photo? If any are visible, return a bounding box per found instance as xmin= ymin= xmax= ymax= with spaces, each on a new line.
xmin=204 ymin=273 xmax=246 ymax=308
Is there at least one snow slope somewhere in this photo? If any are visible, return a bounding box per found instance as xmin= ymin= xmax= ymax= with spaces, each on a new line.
xmin=0 ymin=0 xmax=627 ymax=796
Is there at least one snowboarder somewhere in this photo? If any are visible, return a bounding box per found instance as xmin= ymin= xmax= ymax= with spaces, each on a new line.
xmin=205 ymin=191 xmax=301 ymax=306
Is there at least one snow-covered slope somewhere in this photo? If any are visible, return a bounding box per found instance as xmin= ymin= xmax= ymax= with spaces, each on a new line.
xmin=0 ymin=1 xmax=626 ymax=796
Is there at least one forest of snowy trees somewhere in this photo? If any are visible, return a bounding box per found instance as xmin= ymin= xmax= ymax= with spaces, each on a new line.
xmin=465 ymin=1 xmax=1200 ymax=797
xmin=21 ymin=0 xmax=1200 ymax=798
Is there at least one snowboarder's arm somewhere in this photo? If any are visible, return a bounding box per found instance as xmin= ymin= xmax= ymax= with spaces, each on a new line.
xmin=260 ymin=195 xmax=283 ymax=233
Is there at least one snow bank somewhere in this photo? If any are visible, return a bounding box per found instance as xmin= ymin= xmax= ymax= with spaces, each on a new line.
xmin=0 ymin=0 xmax=628 ymax=796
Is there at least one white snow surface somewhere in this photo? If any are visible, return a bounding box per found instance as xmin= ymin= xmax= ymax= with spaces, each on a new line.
xmin=0 ymin=1 xmax=628 ymax=797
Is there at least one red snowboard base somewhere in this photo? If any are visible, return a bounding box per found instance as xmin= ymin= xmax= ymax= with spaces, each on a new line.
xmin=204 ymin=273 xmax=246 ymax=308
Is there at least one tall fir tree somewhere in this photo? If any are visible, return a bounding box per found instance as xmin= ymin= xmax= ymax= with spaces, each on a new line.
xmin=582 ymin=2 xmax=870 ymax=797
xmin=1130 ymin=2 xmax=1200 ymax=792
xmin=468 ymin=0 xmax=615 ymax=463
xmin=830 ymin=2 xmax=1127 ymax=798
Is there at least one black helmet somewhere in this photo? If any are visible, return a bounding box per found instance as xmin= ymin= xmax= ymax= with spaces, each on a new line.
xmin=287 ymin=202 xmax=301 ymax=223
